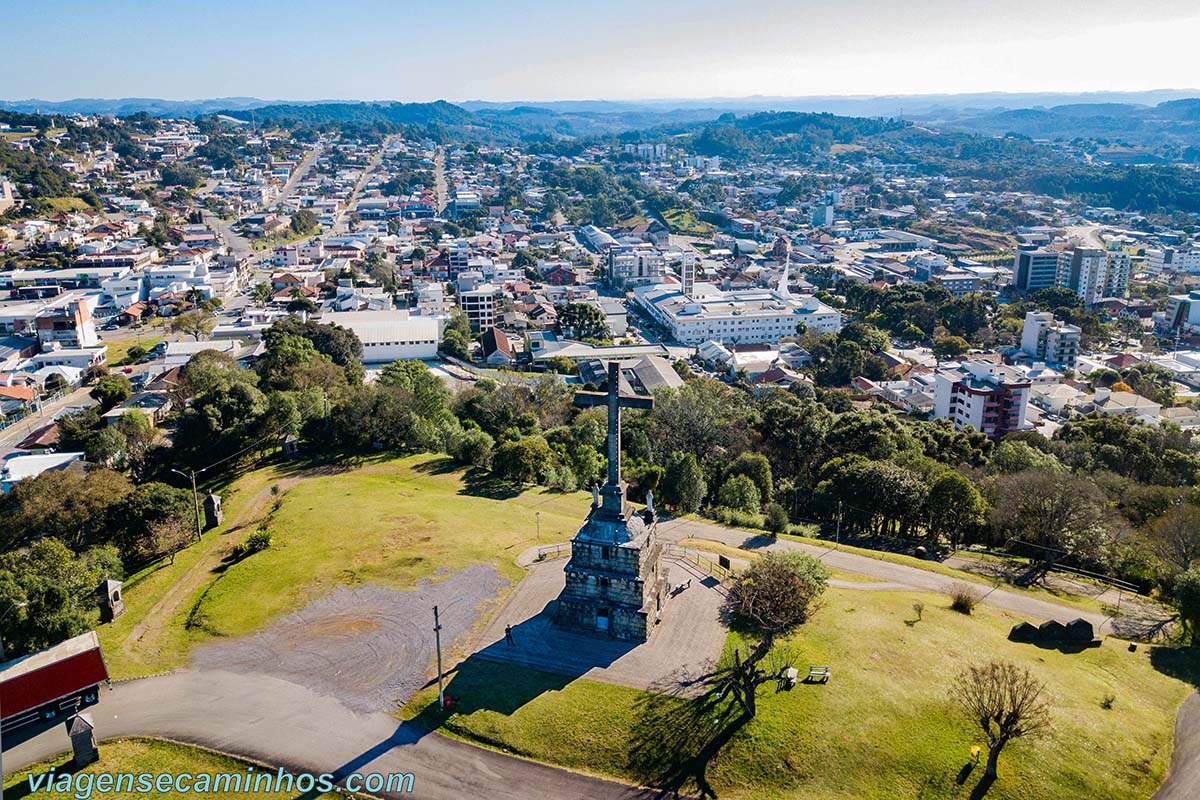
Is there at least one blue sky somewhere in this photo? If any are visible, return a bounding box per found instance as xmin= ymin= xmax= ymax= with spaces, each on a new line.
xmin=5 ymin=0 xmax=1200 ymax=101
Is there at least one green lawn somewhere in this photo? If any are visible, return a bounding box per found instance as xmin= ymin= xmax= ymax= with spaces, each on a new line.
xmin=5 ymin=738 xmax=338 ymax=799
xmin=98 ymin=454 xmax=591 ymax=677
xmin=404 ymin=586 xmax=1198 ymax=800
xmin=662 ymin=207 xmax=714 ymax=236
xmin=102 ymin=334 xmax=164 ymax=367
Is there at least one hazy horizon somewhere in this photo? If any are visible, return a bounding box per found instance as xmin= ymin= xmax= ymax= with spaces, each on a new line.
xmin=8 ymin=1 xmax=1200 ymax=102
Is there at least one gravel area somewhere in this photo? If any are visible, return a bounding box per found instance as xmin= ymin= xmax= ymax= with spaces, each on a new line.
xmin=193 ymin=564 xmax=506 ymax=712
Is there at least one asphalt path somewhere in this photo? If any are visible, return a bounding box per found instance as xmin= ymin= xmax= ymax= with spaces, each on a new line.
xmin=4 ymin=670 xmax=655 ymax=800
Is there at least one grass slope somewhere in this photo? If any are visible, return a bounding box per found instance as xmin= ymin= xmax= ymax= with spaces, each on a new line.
xmin=99 ymin=454 xmax=590 ymax=677
xmin=5 ymin=738 xmax=338 ymax=800
xmin=405 ymin=586 xmax=1198 ymax=800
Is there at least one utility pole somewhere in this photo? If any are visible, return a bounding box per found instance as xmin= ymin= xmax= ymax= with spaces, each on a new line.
xmin=535 ymin=511 xmax=541 ymax=543
xmin=835 ymin=500 xmax=842 ymax=547
xmin=433 ymin=605 xmax=444 ymax=712
xmin=171 ymin=468 xmax=203 ymax=542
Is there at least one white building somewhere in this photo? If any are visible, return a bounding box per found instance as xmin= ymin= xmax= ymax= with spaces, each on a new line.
xmin=1056 ymin=247 xmax=1109 ymax=306
xmin=608 ymin=245 xmax=666 ymax=290
xmin=932 ymin=360 xmax=1032 ymax=440
xmin=634 ymin=281 xmax=842 ymax=346
xmin=458 ymin=283 xmax=503 ymax=332
xmin=322 ymin=310 xmax=440 ymax=363
xmin=1019 ymin=311 xmax=1081 ymax=371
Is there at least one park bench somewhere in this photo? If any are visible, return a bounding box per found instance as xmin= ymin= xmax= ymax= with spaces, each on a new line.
xmin=808 ymin=665 xmax=831 ymax=683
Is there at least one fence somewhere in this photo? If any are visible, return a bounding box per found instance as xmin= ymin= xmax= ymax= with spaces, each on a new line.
xmin=663 ymin=542 xmax=736 ymax=582
xmin=536 ymin=543 xmax=570 ymax=560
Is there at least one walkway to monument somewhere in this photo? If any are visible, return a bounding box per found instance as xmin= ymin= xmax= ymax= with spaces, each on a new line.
xmin=473 ymin=555 xmax=727 ymax=693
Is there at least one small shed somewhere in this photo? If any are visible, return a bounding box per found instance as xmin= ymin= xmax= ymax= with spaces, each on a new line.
xmin=1038 ymin=620 xmax=1067 ymax=641
xmin=67 ymin=712 xmax=98 ymax=766
xmin=1008 ymin=621 xmax=1039 ymax=643
xmin=203 ymin=493 xmax=224 ymax=530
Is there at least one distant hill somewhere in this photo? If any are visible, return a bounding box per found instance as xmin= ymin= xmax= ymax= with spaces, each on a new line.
xmin=221 ymin=100 xmax=477 ymax=129
xmin=0 ymin=97 xmax=282 ymax=116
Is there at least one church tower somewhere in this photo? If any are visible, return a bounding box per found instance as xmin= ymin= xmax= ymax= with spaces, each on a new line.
xmin=555 ymin=362 xmax=668 ymax=641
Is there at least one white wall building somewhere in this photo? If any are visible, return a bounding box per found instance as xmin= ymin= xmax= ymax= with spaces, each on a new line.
xmin=322 ymin=310 xmax=440 ymax=362
xmin=634 ymin=282 xmax=842 ymax=345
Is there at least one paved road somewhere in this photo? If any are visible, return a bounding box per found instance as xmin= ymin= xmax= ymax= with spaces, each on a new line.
xmin=1155 ymin=692 xmax=1200 ymax=800
xmin=656 ymin=517 xmax=1163 ymax=636
xmin=0 ymin=385 xmax=93 ymax=449
xmin=333 ymin=137 xmax=393 ymax=234
xmin=5 ymin=670 xmax=654 ymax=800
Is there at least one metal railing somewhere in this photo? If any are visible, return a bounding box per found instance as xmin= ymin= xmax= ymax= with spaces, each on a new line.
xmin=663 ymin=542 xmax=736 ymax=582
xmin=536 ymin=543 xmax=570 ymax=560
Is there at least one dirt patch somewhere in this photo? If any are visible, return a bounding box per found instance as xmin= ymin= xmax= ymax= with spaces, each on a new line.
xmin=192 ymin=564 xmax=507 ymax=712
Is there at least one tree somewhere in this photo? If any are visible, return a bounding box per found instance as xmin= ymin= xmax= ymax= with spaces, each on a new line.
xmin=990 ymin=440 xmax=1061 ymax=474
xmin=149 ymin=516 xmax=194 ymax=565
xmin=717 ymin=474 xmax=761 ymax=515
xmin=1149 ymin=504 xmax=1200 ymax=577
xmin=763 ymin=502 xmax=789 ymax=535
xmin=932 ymin=335 xmax=970 ymax=359
xmin=452 ymin=428 xmax=495 ymax=469
xmin=952 ymin=661 xmax=1051 ymax=779
xmin=169 ymin=308 xmax=216 ymax=341
xmin=926 ymin=471 xmax=987 ymax=546
xmin=252 ymin=282 xmax=273 ymax=306
xmin=493 ymin=438 xmax=556 ymax=484
xmin=441 ymin=328 xmax=471 ymax=360
xmin=290 ymin=209 xmax=317 ymax=235
xmin=379 ymin=360 xmax=450 ymax=418
xmin=662 ymin=451 xmax=706 ymax=513
xmin=989 ymin=470 xmax=1109 ymax=563
xmin=0 ymin=538 xmax=123 ymax=658
xmin=263 ymin=317 xmax=363 ymax=368
xmin=556 ymin=302 xmax=611 ymax=342
xmin=1175 ymin=567 xmax=1200 ymax=646
xmin=89 ymin=375 xmax=131 ymax=411
xmin=724 ymin=452 xmax=773 ymax=504
xmin=718 ymin=551 xmax=830 ymax=717
xmin=0 ymin=469 xmax=133 ymax=551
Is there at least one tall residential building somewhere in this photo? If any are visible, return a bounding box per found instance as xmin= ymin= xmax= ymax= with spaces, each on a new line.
xmin=457 ymin=283 xmax=503 ymax=332
xmin=1103 ymin=250 xmax=1131 ymax=298
xmin=607 ymin=245 xmax=666 ymax=290
xmin=933 ymin=361 xmax=1032 ymax=440
xmin=1056 ymin=247 xmax=1108 ymax=306
xmin=1013 ymin=248 xmax=1059 ymax=292
xmin=1020 ymin=311 xmax=1081 ymax=371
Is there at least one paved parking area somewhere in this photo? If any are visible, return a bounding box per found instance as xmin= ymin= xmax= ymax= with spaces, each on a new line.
xmin=473 ymin=557 xmax=727 ymax=692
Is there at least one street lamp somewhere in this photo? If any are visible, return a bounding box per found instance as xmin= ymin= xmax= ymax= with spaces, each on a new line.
xmin=535 ymin=511 xmax=541 ymax=543
xmin=170 ymin=468 xmax=204 ymax=542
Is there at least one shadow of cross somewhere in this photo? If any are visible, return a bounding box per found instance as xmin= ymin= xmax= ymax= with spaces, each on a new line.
xmin=573 ymin=361 xmax=653 ymax=496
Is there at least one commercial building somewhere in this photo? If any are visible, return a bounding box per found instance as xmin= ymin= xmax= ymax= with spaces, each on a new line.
xmin=1166 ymin=290 xmax=1200 ymax=332
xmin=1014 ymin=249 xmax=1059 ymax=292
xmin=321 ymin=310 xmax=440 ymax=363
xmin=634 ymin=281 xmax=842 ymax=346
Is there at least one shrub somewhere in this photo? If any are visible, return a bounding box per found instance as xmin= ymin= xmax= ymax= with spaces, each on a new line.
xmin=714 ymin=506 xmax=766 ymax=530
xmin=245 ymin=528 xmax=272 ymax=553
xmin=763 ymin=502 xmax=789 ymax=535
xmin=125 ymin=345 xmax=148 ymax=363
xmin=949 ymin=583 xmax=982 ymax=615
xmin=912 ymin=601 xmax=924 ymax=620
xmin=1101 ymin=693 xmax=1116 ymax=710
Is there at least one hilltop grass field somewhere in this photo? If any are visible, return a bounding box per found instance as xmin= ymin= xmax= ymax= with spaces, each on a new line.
xmin=406 ymin=586 xmax=1199 ymax=800
xmin=98 ymin=454 xmax=591 ymax=678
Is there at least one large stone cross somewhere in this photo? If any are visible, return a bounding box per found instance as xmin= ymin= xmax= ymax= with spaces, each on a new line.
xmin=573 ymin=362 xmax=653 ymax=493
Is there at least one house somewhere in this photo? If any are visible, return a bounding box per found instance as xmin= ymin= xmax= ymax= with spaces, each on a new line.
xmin=1091 ymin=388 xmax=1162 ymax=424
xmin=480 ymin=327 xmax=515 ymax=366
xmin=1 ymin=452 xmax=85 ymax=493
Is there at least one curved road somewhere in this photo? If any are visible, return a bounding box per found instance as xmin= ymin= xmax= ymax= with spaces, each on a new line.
xmin=5 ymin=670 xmax=653 ymax=800
xmin=5 ymin=516 xmax=1190 ymax=799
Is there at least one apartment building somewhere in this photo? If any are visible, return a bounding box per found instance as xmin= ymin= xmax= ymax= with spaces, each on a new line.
xmin=1056 ymin=247 xmax=1109 ymax=306
xmin=608 ymin=245 xmax=666 ymax=290
xmin=458 ymin=283 xmax=503 ymax=332
xmin=933 ymin=361 xmax=1032 ymax=440
xmin=1020 ymin=311 xmax=1081 ymax=370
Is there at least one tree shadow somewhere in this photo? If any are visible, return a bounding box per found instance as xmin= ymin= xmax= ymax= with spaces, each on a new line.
xmin=4 ymin=753 xmax=84 ymax=799
xmin=1150 ymin=645 xmax=1200 ymax=688
xmin=627 ymin=669 xmax=750 ymax=799
xmin=739 ymin=534 xmax=777 ymax=551
xmin=969 ymin=772 xmax=996 ymax=800
xmin=458 ymin=468 xmax=523 ymax=501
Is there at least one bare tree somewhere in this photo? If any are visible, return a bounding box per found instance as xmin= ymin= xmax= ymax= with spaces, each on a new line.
xmin=1149 ymin=504 xmax=1200 ymax=576
xmin=952 ymin=661 xmax=1051 ymax=778
xmin=715 ymin=551 xmax=829 ymax=718
xmin=150 ymin=516 xmax=194 ymax=565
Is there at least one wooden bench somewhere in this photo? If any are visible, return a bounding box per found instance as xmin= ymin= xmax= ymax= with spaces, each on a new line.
xmin=807 ymin=665 xmax=831 ymax=683
xmin=784 ymin=667 xmax=799 ymax=687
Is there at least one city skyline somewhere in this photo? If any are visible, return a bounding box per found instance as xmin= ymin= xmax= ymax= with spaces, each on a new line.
xmin=7 ymin=0 xmax=1200 ymax=102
